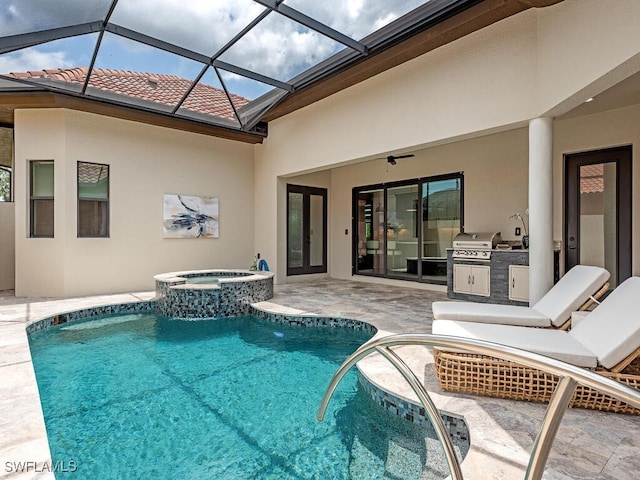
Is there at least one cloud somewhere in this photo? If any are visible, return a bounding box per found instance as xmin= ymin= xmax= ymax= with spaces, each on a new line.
xmin=0 ymin=0 xmax=426 ymax=91
xmin=0 ymin=50 xmax=71 ymax=74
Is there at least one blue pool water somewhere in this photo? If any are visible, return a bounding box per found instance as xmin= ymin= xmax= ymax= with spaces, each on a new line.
xmin=185 ymin=276 xmax=222 ymax=284
xmin=29 ymin=313 xmax=449 ymax=479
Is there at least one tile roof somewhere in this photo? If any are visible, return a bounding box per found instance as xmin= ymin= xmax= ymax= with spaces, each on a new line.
xmin=580 ymin=164 xmax=604 ymax=194
xmin=7 ymin=67 xmax=248 ymax=121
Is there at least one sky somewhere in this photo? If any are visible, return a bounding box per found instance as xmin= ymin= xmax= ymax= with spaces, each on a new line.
xmin=0 ymin=0 xmax=426 ymax=100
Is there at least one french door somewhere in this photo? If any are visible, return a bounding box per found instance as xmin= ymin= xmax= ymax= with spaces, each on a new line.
xmin=565 ymin=146 xmax=632 ymax=287
xmin=287 ymin=184 xmax=327 ymax=275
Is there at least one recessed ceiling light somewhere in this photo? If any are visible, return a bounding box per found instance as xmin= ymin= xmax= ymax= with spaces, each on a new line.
xmin=585 ymin=97 xmax=594 ymax=103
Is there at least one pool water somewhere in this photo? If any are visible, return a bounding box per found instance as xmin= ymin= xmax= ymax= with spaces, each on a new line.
xmin=29 ymin=314 xmax=450 ymax=479
xmin=185 ymin=276 xmax=222 ymax=284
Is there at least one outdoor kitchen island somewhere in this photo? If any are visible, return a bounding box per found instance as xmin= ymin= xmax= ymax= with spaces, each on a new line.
xmin=446 ymin=249 xmax=530 ymax=306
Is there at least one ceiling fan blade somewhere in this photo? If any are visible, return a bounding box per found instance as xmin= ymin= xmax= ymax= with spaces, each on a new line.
xmin=377 ymin=153 xmax=415 ymax=164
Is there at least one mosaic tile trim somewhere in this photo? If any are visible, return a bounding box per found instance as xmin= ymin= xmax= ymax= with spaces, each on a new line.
xmin=25 ymin=301 xmax=156 ymax=335
xmin=250 ymin=307 xmax=378 ymax=333
xmin=357 ymin=373 xmax=469 ymax=445
xmin=155 ymin=270 xmax=274 ymax=319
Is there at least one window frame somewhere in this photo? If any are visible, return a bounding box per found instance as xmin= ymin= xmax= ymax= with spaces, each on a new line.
xmin=29 ymin=160 xmax=55 ymax=238
xmin=77 ymin=161 xmax=110 ymax=238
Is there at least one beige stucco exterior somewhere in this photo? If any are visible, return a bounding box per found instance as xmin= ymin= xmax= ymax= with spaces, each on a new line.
xmin=2 ymin=0 xmax=640 ymax=296
xmin=256 ymin=0 xmax=640 ymax=285
xmin=0 ymin=202 xmax=14 ymax=290
xmin=13 ymin=109 xmax=254 ymax=296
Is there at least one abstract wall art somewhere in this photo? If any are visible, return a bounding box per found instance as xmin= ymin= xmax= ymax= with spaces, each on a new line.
xmin=163 ymin=194 xmax=219 ymax=238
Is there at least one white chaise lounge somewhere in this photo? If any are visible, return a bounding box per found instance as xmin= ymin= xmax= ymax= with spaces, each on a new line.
xmin=432 ymin=264 xmax=610 ymax=328
xmin=432 ymin=276 xmax=640 ymax=413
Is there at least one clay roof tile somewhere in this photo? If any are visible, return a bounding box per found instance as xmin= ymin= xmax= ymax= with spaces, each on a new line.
xmin=8 ymin=67 xmax=249 ymax=121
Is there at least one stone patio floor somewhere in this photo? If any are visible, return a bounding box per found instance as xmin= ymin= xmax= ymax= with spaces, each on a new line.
xmin=1 ymin=278 xmax=638 ymax=479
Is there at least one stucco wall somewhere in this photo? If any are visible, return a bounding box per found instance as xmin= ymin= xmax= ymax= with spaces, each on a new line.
xmin=0 ymin=202 xmax=14 ymax=290
xmin=255 ymin=0 xmax=640 ymax=283
xmin=14 ymin=109 xmax=255 ymax=297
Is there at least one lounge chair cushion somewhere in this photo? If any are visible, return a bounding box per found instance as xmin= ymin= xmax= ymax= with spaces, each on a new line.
xmin=432 ymin=264 xmax=609 ymax=328
xmin=569 ymin=276 xmax=640 ymax=369
xmin=532 ymin=265 xmax=610 ymax=327
xmin=431 ymin=302 xmax=550 ymax=327
xmin=432 ymin=319 xmax=598 ymax=367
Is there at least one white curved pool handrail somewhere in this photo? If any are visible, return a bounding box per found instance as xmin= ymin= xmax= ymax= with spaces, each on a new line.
xmin=317 ymin=333 xmax=640 ymax=480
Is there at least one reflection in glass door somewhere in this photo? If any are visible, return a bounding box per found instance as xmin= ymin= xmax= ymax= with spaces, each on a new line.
xmin=287 ymin=184 xmax=327 ymax=275
xmin=355 ymin=188 xmax=385 ymax=274
xmin=386 ymin=184 xmax=419 ymax=279
xmin=422 ymin=177 xmax=462 ymax=284
xmin=579 ymin=163 xmax=617 ymax=282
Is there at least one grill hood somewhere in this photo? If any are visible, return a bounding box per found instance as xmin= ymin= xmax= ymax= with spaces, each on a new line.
xmin=453 ymin=232 xmax=502 ymax=250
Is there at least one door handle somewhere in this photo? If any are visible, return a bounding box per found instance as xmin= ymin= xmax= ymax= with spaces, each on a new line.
xmin=568 ymin=236 xmax=577 ymax=250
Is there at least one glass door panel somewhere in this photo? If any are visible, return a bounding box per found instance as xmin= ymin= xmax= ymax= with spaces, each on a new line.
xmin=355 ymin=189 xmax=384 ymax=275
xmin=309 ymin=194 xmax=324 ymax=267
xmin=287 ymin=192 xmax=304 ymax=269
xmin=386 ymin=184 xmax=419 ymax=279
xmin=421 ymin=177 xmax=462 ymax=283
xmin=579 ymin=163 xmax=617 ymax=284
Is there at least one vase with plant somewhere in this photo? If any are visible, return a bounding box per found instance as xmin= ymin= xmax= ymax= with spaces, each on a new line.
xmin=509 ymin=212 xmax=529 ymax=249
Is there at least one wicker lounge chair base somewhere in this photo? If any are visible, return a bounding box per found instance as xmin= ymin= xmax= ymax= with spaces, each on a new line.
xmin=433 ymin=349 xmax=640 ymax=415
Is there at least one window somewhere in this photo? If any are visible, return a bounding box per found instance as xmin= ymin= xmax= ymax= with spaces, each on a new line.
xmin=1 ymin=127 xmax=13 ymax=202
xmin=30 ymin=160 xmax=54 ymax=237
xmin=78 ymin=162 xmax=109 ymax=237
xmin=0 ymin=165 xmax=10 ymax=201
xmin=353 ymin=172 xmax=463 ymax=285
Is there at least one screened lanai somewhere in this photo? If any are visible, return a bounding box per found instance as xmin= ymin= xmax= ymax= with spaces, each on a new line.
xmin=0 ymin=0 xmax=555 ymax=141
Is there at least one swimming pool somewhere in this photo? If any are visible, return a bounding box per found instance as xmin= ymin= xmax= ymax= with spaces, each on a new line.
xmin=28 ymin=313 xmax=458 ymax=479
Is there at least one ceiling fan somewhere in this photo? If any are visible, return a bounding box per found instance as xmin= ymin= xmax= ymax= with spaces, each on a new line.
xmin=384 ymin=154 xmax=415 ymax=165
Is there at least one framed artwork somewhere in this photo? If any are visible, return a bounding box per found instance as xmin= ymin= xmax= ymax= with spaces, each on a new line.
xmin=163 ymin=194 xmax=219 ymax=238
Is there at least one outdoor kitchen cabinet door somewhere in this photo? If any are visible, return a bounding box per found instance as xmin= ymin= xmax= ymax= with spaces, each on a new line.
xmin=509 ymin=265 xmax=529 ymax=302
xmin=453 ymin=264 xmax=490 ymax=296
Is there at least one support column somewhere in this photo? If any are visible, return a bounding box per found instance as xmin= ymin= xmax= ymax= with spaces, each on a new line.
xmin=528 ymin=117 xmax=554 ymax=304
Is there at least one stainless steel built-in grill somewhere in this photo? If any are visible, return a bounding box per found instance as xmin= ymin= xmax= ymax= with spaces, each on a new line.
xmin=452 ymin=232 xmax=502 ymax=260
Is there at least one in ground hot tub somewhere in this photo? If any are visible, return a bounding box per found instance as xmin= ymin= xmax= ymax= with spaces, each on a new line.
xmin=154 ymin=269 xmax=274 ymax=319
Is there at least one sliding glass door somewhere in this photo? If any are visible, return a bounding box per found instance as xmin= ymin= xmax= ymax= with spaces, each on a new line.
xmin=354 ymin=173 xmax=462 ymax=284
